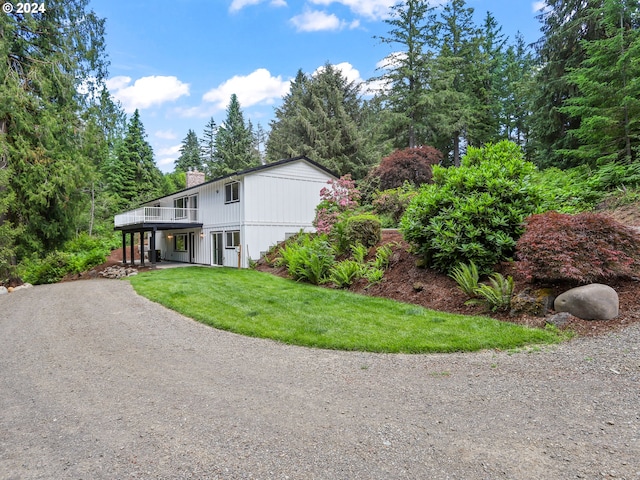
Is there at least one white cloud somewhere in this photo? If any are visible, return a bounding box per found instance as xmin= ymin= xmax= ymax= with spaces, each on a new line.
xmin=314 ymin=61 xmax=363 ymax=84
xmin=308 ymin=0 xmax=395 ymax=20
xmin=229 ymin=0 xmax=287 ymax=13
xmin=202 ymin=68 xmax=291 ymax=111
xmin=106 ymin=75 xmax=190 ymax=113
xmin=532 ymin=1 xmax=548 ymax=13
xmin=155 ymin=129 xmax=178 ymax=140
xmin=157 ymin=144 xmax=182 ymax=157
xmin=290 ymin=9 xmax=342 ymax=32
xmin=155 ymin=144 xmax=182 ymax=169
xmin=376 ymin=51 xmax=406 ymax=71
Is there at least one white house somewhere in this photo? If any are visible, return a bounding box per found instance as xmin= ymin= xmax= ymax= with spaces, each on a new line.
xmin=114 ymin=156 xmax=337 ymax=268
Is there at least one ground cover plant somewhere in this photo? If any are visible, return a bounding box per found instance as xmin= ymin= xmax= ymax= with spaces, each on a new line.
xmin=129 ymin=267 xmax=563 ymax=354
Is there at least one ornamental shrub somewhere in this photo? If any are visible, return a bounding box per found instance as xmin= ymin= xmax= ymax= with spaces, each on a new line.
xmin=515 ymin=211 xmax=640 ymax=283
xmin=401 ymin=140 xmax=546 ymax=275
xmin=372 ymin=183 xmax=417 ymax=227
xmin=313 ymin=175 xmax=360 ymax=235
xmin=344 ymin=214 xmax=381 ymax=249
xmin=370 ymin=146 xmax=443 ymax=190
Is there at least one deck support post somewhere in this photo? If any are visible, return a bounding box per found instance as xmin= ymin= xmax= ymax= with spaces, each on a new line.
xmin=122 ymin=231 xmax=127 ymax=264
xmin=139 ymin=230 xmax=145 ymax=266
xmin=129 ymin=232 xmax=135 ymax=266
xmin=149 ymin=227 xmax=157 ymax=265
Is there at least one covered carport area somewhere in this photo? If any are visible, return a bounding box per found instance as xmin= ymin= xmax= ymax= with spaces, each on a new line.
xmin=115 ymin=221 xmax=202 ymax=266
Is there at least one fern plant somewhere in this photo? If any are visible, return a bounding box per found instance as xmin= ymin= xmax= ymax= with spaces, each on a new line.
xmin=470 ymin=273 xmax=514 ymax=312
xmin=449 ymin=261 xmax=480 ymax=298
xmin=350 ymin=243 xmax=368 ymax=264
xmin=329 ymin=260 xmax=364 ymax=288
xmin=372 ymin=243 xmax=394 ymax=270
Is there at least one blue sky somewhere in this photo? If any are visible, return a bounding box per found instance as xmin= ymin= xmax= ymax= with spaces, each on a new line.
xmin=89 ymin=0 xmax=547 ymax=173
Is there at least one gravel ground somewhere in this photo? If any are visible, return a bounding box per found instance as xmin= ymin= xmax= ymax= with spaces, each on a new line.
xmin=1 ymin=279 xmax=639 ymax=480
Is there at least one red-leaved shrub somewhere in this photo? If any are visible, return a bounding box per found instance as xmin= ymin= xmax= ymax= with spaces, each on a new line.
xmin=370 ymin=146 xmax=443 ymax=190
xmin=516 ymin=211 xmax=640 ymax=283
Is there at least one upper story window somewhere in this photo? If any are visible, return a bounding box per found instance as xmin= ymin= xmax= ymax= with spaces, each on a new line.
xmin=225 ymin=182 xmax=239 ymax=204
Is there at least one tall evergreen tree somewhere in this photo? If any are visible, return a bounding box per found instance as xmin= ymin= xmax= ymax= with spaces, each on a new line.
xmin=266 ymin=70 xmax=308 ymax=160
xmin=175 ymin=129 xmax=203 ymax=172
xmin=559 ymin=0 xmax=640 ymax=165
xmin=430 ymin=0 xmax=481 ymax=165
xmin=373 ymin=0 xmax=436 ymax=149
xmin=107 ymin=110 xmax=163 ymax=206
xmin=530 ymin=0 xmax=605 ymax=168
xmin=214 ymin=94 xmax=257 ymax=174
xmin=267 ymin=64 xmax=374 ymax=178
xmin=0 ymin=0 xmax=108 ymax=255
xmin=502 ymin=33 xmax=536 ymax=150
xmin=200 ymin=117 xmax=219 ymax=178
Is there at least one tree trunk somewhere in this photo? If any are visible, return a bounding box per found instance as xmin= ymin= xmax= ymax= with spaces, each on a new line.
xmin=453 ymin=132 xmax=461 ymax=167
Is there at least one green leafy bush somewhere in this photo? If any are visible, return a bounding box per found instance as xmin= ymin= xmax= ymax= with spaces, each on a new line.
xmin=401 ymin=141 xmax=546 ymax=274
xmin=345 ymin=214 xmax=381 ymax=249
xmin=18 ymin=233 xmax=113 ymax=285
xmin=449 ymin=261 xmax=480 ymax=298
xmin=350 ymin=243 xmax=368 ymax=264
xmin=516 ymin=211 xmax=640 ymax=283
xmin=372 ymin=183 xmax=417 ymax=227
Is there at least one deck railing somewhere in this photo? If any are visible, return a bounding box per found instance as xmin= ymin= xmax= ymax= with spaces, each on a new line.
xmin=115 ymin=207 xmax=198 ymax=227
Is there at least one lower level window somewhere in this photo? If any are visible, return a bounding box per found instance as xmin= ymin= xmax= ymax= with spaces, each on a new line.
xmin=174 ymin=233 xmax=187 ymax=252
xmin=225 ymin=231 xmax=240 ymax=249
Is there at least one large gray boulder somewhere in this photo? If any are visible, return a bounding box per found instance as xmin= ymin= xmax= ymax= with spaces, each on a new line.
xmin=554 ymin=284 xmax=619 ymax=320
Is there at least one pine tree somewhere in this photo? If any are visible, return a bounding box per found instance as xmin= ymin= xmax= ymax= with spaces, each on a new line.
xmin=373 ymin=0 xmax=436 ymax=149
xmin=430 ymin=0 xmax=482 ymax=166
xmin=214 ymin=94 xmax=257 ymax=174
xmin=502 ymin=33 xmax=536 ymax=149
xmin=110 ymin=110 xmax=163 ymax=206
xmin=530 ymin=0 xmax=605 ymax=168
xmin=559 ymin=0 xmax=640 ymax=165
xmin=200 ymin=117 xmax=219 ymax=178
xmin=266 ymin=64 xmax=374 ymax=178
xmin=175 ymin=129 xmax=203 ymax=172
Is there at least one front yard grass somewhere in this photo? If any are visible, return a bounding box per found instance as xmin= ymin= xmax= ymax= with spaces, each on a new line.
xmin=129 ymin=267 xmax=564 ymax=353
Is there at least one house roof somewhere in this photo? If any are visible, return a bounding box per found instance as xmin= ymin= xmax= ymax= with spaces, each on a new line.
xmin=143 ymin=155 xmax=338 ymax=205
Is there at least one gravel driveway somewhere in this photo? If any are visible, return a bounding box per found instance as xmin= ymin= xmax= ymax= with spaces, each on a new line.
xmin=1 ymin=279 xmax=639 ymax=479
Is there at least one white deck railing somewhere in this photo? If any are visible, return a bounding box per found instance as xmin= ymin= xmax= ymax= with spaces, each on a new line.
xmin=115 ymin=207 xmax=199 ymax=227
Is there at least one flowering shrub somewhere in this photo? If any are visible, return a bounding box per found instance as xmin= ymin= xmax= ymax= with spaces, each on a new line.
xmin=313 ymin=175 xmax=360 ymax=235
xmin=516 ymin=212 xmax=640 ymax=283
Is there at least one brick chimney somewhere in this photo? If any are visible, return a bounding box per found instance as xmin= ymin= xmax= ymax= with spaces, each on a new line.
xmin=186 ymin=169 xmax=205 ymax=188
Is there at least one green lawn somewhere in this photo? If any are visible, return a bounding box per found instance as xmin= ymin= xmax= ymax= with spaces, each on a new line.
xmin=129 ymin=267 xmax=564 ymax=353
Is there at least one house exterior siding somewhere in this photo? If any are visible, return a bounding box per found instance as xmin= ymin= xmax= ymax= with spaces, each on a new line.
xmin=121 ymin=157 xmax=335 ymax=268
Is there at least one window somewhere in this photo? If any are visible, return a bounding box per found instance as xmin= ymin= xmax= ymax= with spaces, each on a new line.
xmin=174 ymin=233 xmax=187 ymax=252
xmin=225 ymin=231 xmax=240 ymax=249
xmin=225 ymin=182 xmax=239 ymax=203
